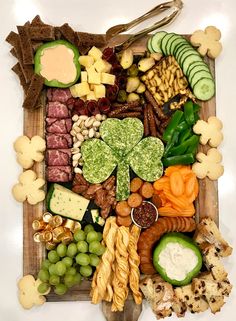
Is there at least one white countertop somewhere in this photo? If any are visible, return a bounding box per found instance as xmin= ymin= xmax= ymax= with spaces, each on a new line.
xmin=0 ymin=0 xmax=236 ymax=320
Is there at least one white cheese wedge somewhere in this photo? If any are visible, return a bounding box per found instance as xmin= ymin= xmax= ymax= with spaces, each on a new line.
xmin=47 ymin=184 xmax=90 ymax=221
xmin=91 ymin=209 xmax=105 ymax=226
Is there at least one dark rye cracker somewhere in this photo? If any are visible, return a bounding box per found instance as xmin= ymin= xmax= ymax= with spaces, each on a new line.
xmin=10 ymin=48 xmax=17 ymax=58
xmin=12 ymin=63 xmax=29 ymax=94
xmin=31 ymin=15 xmax=47 ymax=26
xmin=17 ymin=26 xmax=34 ymax=65
xmin=28 ymin=26 xmax=55 ymax=41
xmin=77 ymin=32 xmax=106 ymax=48
xmin=59 ymin=23 xmax=78 ymax=45
xmin=23 ymin=74 xmax=44 ymax=109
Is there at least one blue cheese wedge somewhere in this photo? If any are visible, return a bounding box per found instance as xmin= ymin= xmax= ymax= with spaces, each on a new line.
xmin=47 ymin=184 xmax=89 ymax=221
xmin=91 ymin=209 xmax=105 ymax=226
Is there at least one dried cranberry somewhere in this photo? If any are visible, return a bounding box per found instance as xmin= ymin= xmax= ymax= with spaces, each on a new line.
xmin=86 ymin=100 xmax=100 ymax=115
xmin=98 ymin=98 xmax=111 ymax=114
xmin=102 ymin=47 xmax=117 ymax=64
xmin=115 ymin=75 xmax=127 ymax=90
xmin=106 ymin=84 xmax=119 ymax=102
xmin=111 ymin=63 xmax=123 ymax=76
xmin=72 ymin=99 xmax=88 ymax=116
xmin=66 ymin=97 xmax=77 ymax=110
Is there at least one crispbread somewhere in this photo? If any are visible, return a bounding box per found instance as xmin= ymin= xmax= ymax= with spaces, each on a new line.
xmin=12 ymin=63 xmax=29 ymax=94
xmin=59 ymin=23 xmax=78 ymax=45
xmin=28 ymin=26 xmax=55 ymax=41
xmin=23 ymin=74 xmax=44 ymax=109
xmin=17 ymin=25 xmax=34 ymax=65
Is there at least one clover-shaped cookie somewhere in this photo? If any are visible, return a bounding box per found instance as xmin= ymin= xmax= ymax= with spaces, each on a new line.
xmin=193 ymin=116 xmax=223 ymax=147
xmin=192 ymin=148 xmax=224 ymax=180
xmin=81 ymin=118 xmax=164 ymax=200
xmin=14 ymin=135 xmax=46 ymax=169
xmin=12 ymin=170 xmax=46 ymax=204
xmin=18 ymin=274 xmax=50 ymax=309
xmin=190 ymin=26 xmax=222 ymax=58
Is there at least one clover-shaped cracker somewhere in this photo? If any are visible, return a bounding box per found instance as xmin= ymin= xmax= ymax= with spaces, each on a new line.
xmin=18 ymin=274 xmax=50 ymax=309
xmin=12 ymin=170 xmax=46 ymax=205
xmin=81 ymin=118 xmax=164 ymax=200
xmin=14 ymin=135 xmax=46 ymax=169
xmin=193 ymin=116 xmax=223 ymax=147
xmin=192 ymin=148 xmax=224 ymax=180
xmin=190 ymin=26 xmax=222 ymax=58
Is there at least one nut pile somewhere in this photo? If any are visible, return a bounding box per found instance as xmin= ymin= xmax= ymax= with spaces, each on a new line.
xmin=71 ymin=114 xmax=107 ymax=173
xmin=72 ymin=173 xmax=117 ymax=219
xmin=142 ymin=56 xmax=192 ymax=109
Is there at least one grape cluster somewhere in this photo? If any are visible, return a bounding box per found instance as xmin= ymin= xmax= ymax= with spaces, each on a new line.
xmin=37 ymin=224 xmax=105 ymax=296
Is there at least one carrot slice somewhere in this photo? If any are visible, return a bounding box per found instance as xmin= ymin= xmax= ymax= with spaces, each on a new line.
xmin=164 ymin=191 xmax=190 ymax=209
xmin=179 ymin=166 xmax=192 ymax=180
xmin=170 ymin=171 xmax=184 ymax=196
xmin=165 ymin=165 xmax=183 ymax=176
xmin=185 ymin=173 xmax=197 ymax=196
xmin=158 ymin=206 xmax=180 ymax=216
xmin=153 ymin=177 xmax=170 ymax=191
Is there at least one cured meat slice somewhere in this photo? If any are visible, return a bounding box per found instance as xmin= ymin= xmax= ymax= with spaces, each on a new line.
xmin=46 ymin=149 xmax=71 ymax=166
xmin=46 ymin=133 xmax=72 ymax=149
xmin=47 ymin=88 xmax=72 ymax=103
xmin=46 ymin=118 xmax=72 ymax=134
xmin=46 ymin=166 xmax=72 ymax=182
xmin=46 ymin=101 xmax=70 ymax=118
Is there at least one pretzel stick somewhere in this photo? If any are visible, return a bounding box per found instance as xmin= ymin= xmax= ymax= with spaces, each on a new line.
xmin=147 ymin=104 xmax=158 ymax=137
xmin=145 ymin=90 xmax=166 ymax=120
xmin=143 ymin=104 xmax=150 ymax=136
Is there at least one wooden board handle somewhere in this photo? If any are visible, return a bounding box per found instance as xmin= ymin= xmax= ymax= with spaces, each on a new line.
xmin=102 ymin=300 xmax=142 ymax=321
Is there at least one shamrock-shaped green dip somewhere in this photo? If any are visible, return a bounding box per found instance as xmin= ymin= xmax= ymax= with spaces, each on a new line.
xmin=81 ymin=118 xmax=164 ymax=201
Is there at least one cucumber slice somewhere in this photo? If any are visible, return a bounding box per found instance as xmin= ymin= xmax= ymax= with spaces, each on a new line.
xmin=193 ymin=77 xmax=215 ymax=101
xmin=173 ymin=42 xmax=190 ymax=56
xmin=150 ymin=31 xmax=167 ymax=53
xmin=190 ymin=70 xmax=212 ymax=87
xmin=165 ymin=33 xmax=178 ymax=55
xmin=187 ymin=61 xmax=209 ymax=77
xmin=179 ymin=49 xmax=200 ymax=67
xmin=147 ymin=37 xmax=155 ymax=53
xmin=189 ymin=64 xmax=211 ymax=81
xmin=182 ymin=54 xmax=203 ymax=74
xmin=175 ymin=46 xmax=192 ymax=62
xmin=160 ymin=33 xmax=176 ymax=55
xmin=169 ymin=37 xmax=188 ymax=55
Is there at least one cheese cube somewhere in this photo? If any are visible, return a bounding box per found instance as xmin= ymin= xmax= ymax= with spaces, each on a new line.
xmin=86 ymin=91 xmax=97 ymax=101
xmin=79 ymin=55 xmax=94 ymax=68
xmin=81 ymin=71 xmax=88 ymax=82
xmin=94 ymin=84 xmax=106 ymax=98
xmin=70 ymin=82 xmax=90 ymax=98
xmin=90 ymin=84 xmax=95 ymax=90
xmin=88 ymin=46 xmax=103 ymax=61
xmin=87 ymin=67 xmax=101 ymax=85
xmin=101 ymin=73 xmax=116 ymax=85
xmin=94 ymin=58 xmax=112 ymax=73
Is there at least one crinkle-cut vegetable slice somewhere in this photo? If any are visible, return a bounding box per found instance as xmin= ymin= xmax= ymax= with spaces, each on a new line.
xmin=100 ymin=118 xmax=143 ymax=157
xmin=127 ymin=137 xmax=164 ymax=182
xmin=81 ymin=139 xmax=117 ymax=184
xmin=116 ymin=161 xmax=130 ymax=201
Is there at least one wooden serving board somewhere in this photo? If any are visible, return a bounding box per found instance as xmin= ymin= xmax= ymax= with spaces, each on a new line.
xmin=22 ymin=35 xmax=218 ymax=321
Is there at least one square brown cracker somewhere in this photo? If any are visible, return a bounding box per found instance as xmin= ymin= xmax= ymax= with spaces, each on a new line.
xmin=17 ymin=25 xmax=34 ymax=65
xmin=28 ymin=26 xmax=55 ymax=41
xmin=77 ymin=32 xmax=106 ymax=48
xmin=54 ymin=27 xmax=62 ymax=40
xmin=23 ymin=74 xmax=44 ymax=109
xmin=31 ymin=15 xmax=47 ymax=26
xmin=31 ymin=40 xmax=43 ymax=52
xmin=59 ymin=23 xmax=78 ymax=45
xmin=10 ymin=48 xmax=17 ymax=58
xmin=12 ymin=63 xmax=29 ymax=94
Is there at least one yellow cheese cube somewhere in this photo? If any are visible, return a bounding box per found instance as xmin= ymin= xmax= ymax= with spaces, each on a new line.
xmin=94 ymin=84 xmax=106 ymax=98
xmin=81 ymin=71 xmax=88 ymax=82
xmin=79 ymin=56 xmax=94 ymax=68
xmin=70 ymin=82 xmax=90 ymax=98
xmin=88 ymin=46 xmax=103 ymax=61
xmin=90 ymin=84 xmax=95 ymax=90
xmin=87 ymin=67 xmax=101 ymax=85
xmin=94 ymin=58 xmax=112 ymax=73
xmin=101 ymin=73 xmax=116 ymax=85
xmin=86 ymin=91 xmax=97 ymax=101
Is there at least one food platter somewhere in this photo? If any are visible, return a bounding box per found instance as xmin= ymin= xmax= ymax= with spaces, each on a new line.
xmin=6 ymin=6 xmax=232 ymax=321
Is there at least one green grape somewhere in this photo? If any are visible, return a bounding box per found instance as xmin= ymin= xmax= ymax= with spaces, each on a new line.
xmin=56 ymin=243 xmax=67 ymax=257
xmin=55 ymin=261 xmax=67 ymax=276
xmin=89 ymin=241 xmax=105 ymax=256
xmin=66 ymin=243 xmax=77 ymax=257
xmin=48 ymin=264 xmax=57 ymax=275
xmin=38 ymin=269 xmax=50 ymax=282
xmin=74 ymin=229 xmax=85 ymax=242
xmin=64 ymin=274 xmax=75 ymax=288
xmin=80 ymin=265 xmax=93 ymax=277
xmin=48 ymin=250 xmax=60 ymax=263
xmin=62 ymin=257 xmax=73 ymax=268
xmin=75 ymin=253 xmax=90 ymax=266
xmin=49 ymin=274 xmax=60 ymax=286
xmin=41 ymin=259 xmax=51 ymax=270
xmin=54 ymin=284 xmax=68 ymax=295
xmin=96 ymin=232 xmax=103 ymax=242
xmin=89 ymin=254 xmax=100 ymax=267
xmin=84 ymin=224 xmax=94 ymax=234
xmin=86 ymin=231 xmax=99 ymax=243
xmin=77 ymin=240 xmax=88 ymax=253
xmin=37 ymin=282 xmax=50 ymax=294
xmin=73 ymin=273 xmax=82 ymax=285
xmin=66 ymin=266 xmax=77 ymax=276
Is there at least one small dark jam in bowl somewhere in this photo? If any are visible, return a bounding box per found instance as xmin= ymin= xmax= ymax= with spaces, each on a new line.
xmin=131 ymin=201 xmax=158 ymax=229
